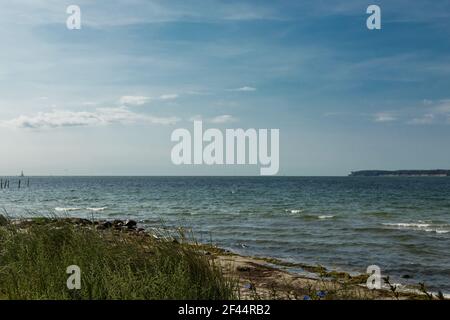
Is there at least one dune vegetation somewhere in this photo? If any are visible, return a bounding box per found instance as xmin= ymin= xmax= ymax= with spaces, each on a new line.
xmin=0 ymin=216 xmax=236 ymax=300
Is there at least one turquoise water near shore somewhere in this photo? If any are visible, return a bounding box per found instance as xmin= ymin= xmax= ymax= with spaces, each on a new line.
xmin=1 ymin=176 xmax=449 ymax=293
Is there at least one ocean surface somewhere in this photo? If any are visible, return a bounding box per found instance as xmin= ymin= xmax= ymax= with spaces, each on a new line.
xmin=1 ymin=176 xmax=449 ymax=293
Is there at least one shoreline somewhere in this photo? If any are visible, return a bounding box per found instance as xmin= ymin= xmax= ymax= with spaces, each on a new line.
xmin=198 ymin=241 xmax=431 ymax=300
xmin=3 ymin=215 xmax=442 ymax=300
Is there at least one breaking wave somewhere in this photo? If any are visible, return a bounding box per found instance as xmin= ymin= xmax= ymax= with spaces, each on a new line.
xmin=87 ymin=207 xmax=108 ymax=212
xmin=54 ymin=207 xmax=80 ymax=212
xmin=382 ymin=222 xmax=450 ymax=234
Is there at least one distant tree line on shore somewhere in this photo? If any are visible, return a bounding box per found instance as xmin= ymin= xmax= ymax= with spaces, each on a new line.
xmin=349 ymin=170 xmax=450 ymax=177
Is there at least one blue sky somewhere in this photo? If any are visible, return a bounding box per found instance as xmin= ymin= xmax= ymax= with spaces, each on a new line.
xmin=0 ymin=0 xmax=449 ymax=176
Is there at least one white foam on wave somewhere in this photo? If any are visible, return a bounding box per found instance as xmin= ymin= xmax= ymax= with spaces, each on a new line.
xmin=383 ymin=223 xmax=431 ymax=228
xmin=87 ymin=207 xmax=108 ymax=212
xmin=428 ymin=229 xmax=449 ymax=234
xmin=318 ymin=215 xmax=334 ymax=219
xmin=55 ymin=207 xmax=80 ymax=212
xmin=383 ymin=222 xmax=450 ymax=234
xmin=286 ymin=209 xmax=303 ymax=214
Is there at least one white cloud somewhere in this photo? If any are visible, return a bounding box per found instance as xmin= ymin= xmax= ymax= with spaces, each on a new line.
xmin=434 ymin=99 xmax=450 ymax=114
xmin=407 ymin=99 xmax=450 ymax=125
xmin=188 ymin=114 xmax=238 ymax=124
xmin=159 ymin=94 xmax=179 ymax=100
xmin=185 ymin=90 xmax=210 ymax=96
xmin=230 ymin=86 xmax=257 ymax=92
xmin=373 ymin=112 xmax=396 ymax=122
xmin=2 ymin=107 xmax=179 ymax=129
xmin=209 ymin=115 xmax=238 ymax=124
xmin=119 ymin=94 xmax=179 ymax=106
xmin=119 ymin=96 xmax=151 ymax=106
xmin=408 ymin=113 xmax=435 ymax=125
xmin=0 ymin=1 xmax=281 ymax=28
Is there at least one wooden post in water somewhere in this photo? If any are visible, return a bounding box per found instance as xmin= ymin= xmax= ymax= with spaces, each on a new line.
xmin=18 ymin=180 xmax=21 ymax=189
xmin=0 ymin=179 xmax=2 ymax=189
xmin=27 ymin=179 xmax=30 ymax=187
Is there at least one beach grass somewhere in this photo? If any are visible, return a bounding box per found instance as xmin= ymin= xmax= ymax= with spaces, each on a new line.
xmin=0 ymin=217 xmax=237 ymax=300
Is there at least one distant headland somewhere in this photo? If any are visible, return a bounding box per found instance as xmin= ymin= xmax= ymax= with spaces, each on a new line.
xmin=349 ymin=170 xmax=450 ymax=177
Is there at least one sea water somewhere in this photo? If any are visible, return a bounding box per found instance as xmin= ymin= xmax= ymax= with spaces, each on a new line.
xmin=1 ymin=176 xmax=449 ymax=293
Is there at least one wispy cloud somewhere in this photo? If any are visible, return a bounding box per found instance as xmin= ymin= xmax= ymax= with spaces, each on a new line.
xmin=373 ymin=112 xmax=397 ymax=122
xmin=0 ymin=0 xmax=282 ymax=28
xmin=229 ymin=86 xmax=257 ymax=92
xmin=188 ymin=114 xmax=238 ymax=124
xmin=2 ymin=107 xmax=179 ymax=129
xmin=408 ymin=113 xmax=435 ymax=125
xmin=407 ymin=99 xmax=450 ymax=125
xmin=209 ymin=114 xmax=238 ymax=124
xmin=369 ymin=100 xmax=450 ymax=125
xmin=119 ymin=96 xmax=150 ymax=106
xmin=434 ymin=99 xmax=450 ymax=114
xmin=159 ymin=94 xmax=179 ymax=100
xmin=119 ymin=94 xmax=178 ymax=106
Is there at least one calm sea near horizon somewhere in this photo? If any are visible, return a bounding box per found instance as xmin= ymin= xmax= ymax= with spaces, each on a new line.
xmin=1 ymin=176 xmax=449 ymax=293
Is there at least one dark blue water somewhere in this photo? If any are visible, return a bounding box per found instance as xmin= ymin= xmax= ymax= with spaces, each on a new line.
xmin=1 ymin=176 xmax=449 ymax=293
